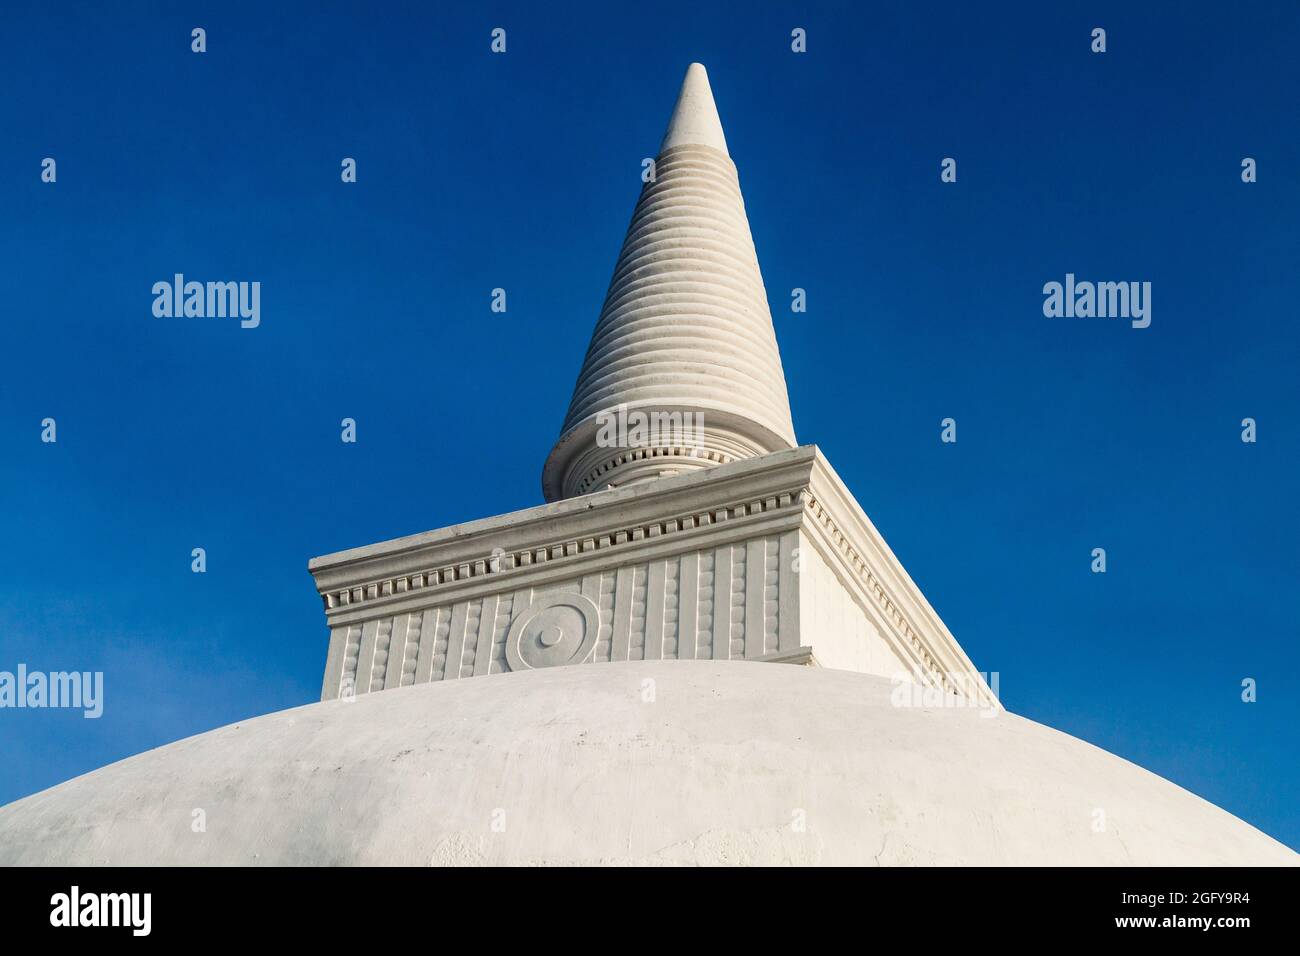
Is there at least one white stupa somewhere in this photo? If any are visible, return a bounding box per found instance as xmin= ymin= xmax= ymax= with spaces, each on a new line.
xmin=0 ymin=65 xmax=1293 ymax=866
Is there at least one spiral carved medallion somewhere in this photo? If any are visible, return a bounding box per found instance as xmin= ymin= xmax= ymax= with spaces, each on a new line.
xmin=505 ymin=592 xmax=601 ymax=671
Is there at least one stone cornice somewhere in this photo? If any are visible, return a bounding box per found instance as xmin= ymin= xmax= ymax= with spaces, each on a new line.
xmin=803 ymin=452 xmax=1000 ymax=709
xmin=310 ymin=447 xmax=817 ymax=624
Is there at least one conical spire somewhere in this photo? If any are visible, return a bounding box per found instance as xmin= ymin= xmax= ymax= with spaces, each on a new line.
xmin=542 ymin=63 xmax=796 ymax=502
xmin=659 ymin=62 xmax=729 ymax=155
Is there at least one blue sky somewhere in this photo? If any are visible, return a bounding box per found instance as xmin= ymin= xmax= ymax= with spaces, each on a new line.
xmin=2 ymin=1 xmax=1297 ymax=850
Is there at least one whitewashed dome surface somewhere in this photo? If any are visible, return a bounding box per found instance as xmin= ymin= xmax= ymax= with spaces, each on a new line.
xmin=0 ymin=661 xmax=1292 ymax=866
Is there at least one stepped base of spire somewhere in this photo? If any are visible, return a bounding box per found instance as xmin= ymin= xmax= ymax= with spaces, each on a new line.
xmin=308 ymin=446 xmax=996 ymax=710
xmin=543 ymin=403 xmax=792 ymax=500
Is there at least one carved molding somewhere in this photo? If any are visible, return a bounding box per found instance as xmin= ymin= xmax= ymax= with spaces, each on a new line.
xmin=574 ymin=445 xmax=733 ymax=496
xmin=802 ymin=494 xmax=944 ymax=685
xmin=799 ymin=481 xmax=999 ymax=708
xmin=320 ymin=489 xmax=801 ymax=615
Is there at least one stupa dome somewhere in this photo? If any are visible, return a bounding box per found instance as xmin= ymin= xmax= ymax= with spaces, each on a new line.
xmin=0 ymin=662 xmax=1290 ymax=866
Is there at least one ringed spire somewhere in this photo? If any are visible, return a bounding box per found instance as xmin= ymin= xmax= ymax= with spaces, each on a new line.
xmin=543 ymin=63 xmax=796 ymax=501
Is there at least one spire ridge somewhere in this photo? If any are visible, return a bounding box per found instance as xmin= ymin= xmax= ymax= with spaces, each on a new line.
xmin=543 ymin=64 xmax=795 ymax=501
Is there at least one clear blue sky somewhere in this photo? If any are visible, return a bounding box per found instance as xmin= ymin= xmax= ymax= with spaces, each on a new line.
xmin=2 ymin=1 xmax=1297 ymax=850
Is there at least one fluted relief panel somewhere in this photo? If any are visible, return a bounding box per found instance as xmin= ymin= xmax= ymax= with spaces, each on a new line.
xmin=323 ymin=534 xmax=793 ymax=700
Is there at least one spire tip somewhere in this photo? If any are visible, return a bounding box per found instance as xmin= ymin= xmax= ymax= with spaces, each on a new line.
xmin=660 ymin=62 xmax=729 ymax=156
